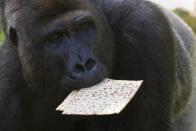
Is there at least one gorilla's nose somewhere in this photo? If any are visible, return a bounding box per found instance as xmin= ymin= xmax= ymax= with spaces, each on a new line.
xmin=72 ymin=59 xmax=96 ymax=74
xmin=68 ymin=55 xmax=98 ymax=79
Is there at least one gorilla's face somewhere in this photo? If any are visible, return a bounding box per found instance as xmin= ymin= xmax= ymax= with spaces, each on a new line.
xmin=10 ymin=0 xmax=115 ymax=100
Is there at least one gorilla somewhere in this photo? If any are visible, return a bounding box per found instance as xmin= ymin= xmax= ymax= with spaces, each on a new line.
xmin=0 ymin=0 xmax=196 ymax=130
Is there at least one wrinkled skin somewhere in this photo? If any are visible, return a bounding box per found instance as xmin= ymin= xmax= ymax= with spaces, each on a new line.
xmin=0 ymin=0 xmax=196 ymax=131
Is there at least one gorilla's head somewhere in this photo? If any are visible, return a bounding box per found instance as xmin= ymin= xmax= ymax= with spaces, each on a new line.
xmin=1 ymin=0 xmax=115 ymax=101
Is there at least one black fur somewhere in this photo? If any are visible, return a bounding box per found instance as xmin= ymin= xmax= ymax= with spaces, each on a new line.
xmin=0 ymin=0 xmax=196 ymax=131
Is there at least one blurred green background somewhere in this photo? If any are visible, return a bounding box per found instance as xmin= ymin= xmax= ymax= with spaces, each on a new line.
xmin=0 ymin=8 xmax=196 ymax=44
xmin=174 ymin=8 xmax=196 ymax=34
xmin=0 ymin=27 xmax=3 ymax=43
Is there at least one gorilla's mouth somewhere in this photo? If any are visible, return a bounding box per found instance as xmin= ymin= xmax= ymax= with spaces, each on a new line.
xmin=61 ymin=61 xmax=107 ymax=92
xmin=56 ymin=79 xmax=143 ymax=116
xmin=57 ymin=74 xmax=105 ymax=102
xmin=60 ymin=74 xmax=105 ymax=92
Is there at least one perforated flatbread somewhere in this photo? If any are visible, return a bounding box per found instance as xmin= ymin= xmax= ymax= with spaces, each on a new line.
xmin=56 ymin=79 xmax=143 ymax=115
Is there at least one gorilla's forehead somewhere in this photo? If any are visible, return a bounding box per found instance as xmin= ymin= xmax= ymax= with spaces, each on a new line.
xmin=8 ymin=0 xmax=93 ymax=33
xmin=37 ymin=0 xmax=82 ymax=9
xmin=7 ymin=0 xmax=90 ymax=21
xmin=28 ymin=0 xmax=90 ymax=13
xmin=19 ymin=0 xmax=84 ymax=16
xmin=7 ymin=0 xmax=82 ymax=17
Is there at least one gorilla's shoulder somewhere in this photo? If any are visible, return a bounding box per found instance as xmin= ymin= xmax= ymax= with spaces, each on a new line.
xmin=160 ymin=8 xmax=196 ymax=51
xmin=94 ymin=0 xmax=171 ymax=32
xmin=95 ymin=0 xmax=196 ymax=49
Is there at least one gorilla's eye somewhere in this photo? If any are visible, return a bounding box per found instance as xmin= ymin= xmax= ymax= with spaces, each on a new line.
xmin=50 ymin=32 xmax=64 ymax=42
xmin=50 ymin=30 xmax=72 ymax=42
xmin=64 ymin=30 xmax=71 ymax=38
xmin=79 ymin=23 xmax=92 ymax=30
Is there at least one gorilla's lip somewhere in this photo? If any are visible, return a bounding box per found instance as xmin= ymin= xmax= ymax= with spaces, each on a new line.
xmin=66 ymin=76 xmax=105 ymax=90
xmin=58 ymin=75 xmax=105 ymax=98
xmin=64 ymin=67 xmax=107 ymax=91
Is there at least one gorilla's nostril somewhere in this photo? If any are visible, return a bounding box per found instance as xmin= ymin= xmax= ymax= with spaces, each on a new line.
xmin=85 ymin=59 xmax=96 ymax=71
xmin=73 ymin=64 xmax=85 ymax=73
xmin=72 ymin=59 xmax=96 ymax=74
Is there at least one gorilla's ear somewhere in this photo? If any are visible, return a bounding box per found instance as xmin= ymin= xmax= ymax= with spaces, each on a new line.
xmin=9 ymin=27 xmax=18 ymax=47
